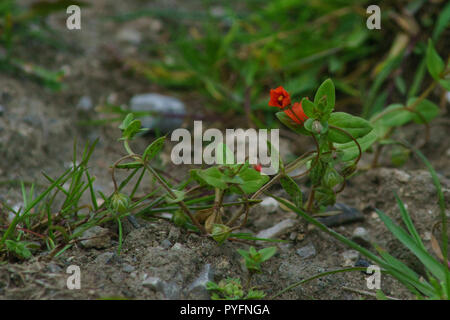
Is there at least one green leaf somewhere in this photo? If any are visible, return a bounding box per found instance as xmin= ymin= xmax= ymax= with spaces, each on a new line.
xmin=122 ymin=119 xmax=142 ymax=140
xmin=301 ymin=98 xmax=316 ymax=119
xmin=258 ymin=247 xmax=277 ymax=262
xmin=328 ymin=112 xmax=373 ymax=143
xmin=438 ymin=79 xmax=450 ymax=91
xmin=407 ymin=98 xmax=440 ymax=124
xmin=433 ymin=1 xmax=450 ymax=40
xmin=190 ymin=167 xmax=228 ymax=189
xmin=322 ymin=165 xmax=343 ymax=188
xmin=303 ymin=118 xmax=314 ymax=133
xmin=376 ymin=209 xmax=447 ymax=283
xmin=375 ymin=244 xmax=421 ymax=281
xmin=216 ymin=143 xmax=235 ymax=165
xmin=334 ymin=130 xmax=378 ymax=162
xmin=426 ymin=40 xmax=445 ymax=80
xmin=237 ymin=248 xmax=250 ymax=260
xmin=371 ymin=121 xmax=390 ymax=141
xmin=234 ymin=166 xmax=269 ymax=194
xmin=395 ymin=76 xmax=406 ymax=95
xmin=309 ymin=160 xmax=325 ymax=185
xmin=119 ymin=113 xmax=134 ymax=131
xmin=280 ymin=175 xmax=303 ymax=208
xmin=390 ymin=146 xmax=410 ymax=167
xmin=5 ymin=240 xmax=32 ymax=259
xmin=143 ymin=136 xmax=166 ymax=161
xmin=165 ymin=189 xmax=185 ymax=204
xmin=276 ymin=111 xmax=311 ymax=136
xmin=115 ymin=161 xmax=143 ymax=169
xmin=371 ymin=104 xmax=413 ymax=128
xmin=314 ymin=78 xmax=335 ymax=115
xmin=394 ymin=195 xmax=425 ymax=251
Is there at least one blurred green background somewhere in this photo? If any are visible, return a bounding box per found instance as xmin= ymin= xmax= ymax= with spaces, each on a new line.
xmin=1 ymin=0 xmax=449 ymax=127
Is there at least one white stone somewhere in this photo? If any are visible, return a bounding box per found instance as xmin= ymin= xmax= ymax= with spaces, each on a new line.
xmin=256 ymin=219 xmax=296 ymax=239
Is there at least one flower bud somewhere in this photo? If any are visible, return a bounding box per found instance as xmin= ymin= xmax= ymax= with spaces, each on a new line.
xmin=110 ymin=192 xmax=130 ymax=214
xmin=322 ymin=165 xmax=343 ymax=188
xmin=312 ymin=120 xmax=323 ymax=134
xmin=172 ymin=210 xmax=189 ymax=227
xmin=211 ymin=224 xmax=231 ymax=244
xmin=315 ymin=187 xmax=336 ymax=207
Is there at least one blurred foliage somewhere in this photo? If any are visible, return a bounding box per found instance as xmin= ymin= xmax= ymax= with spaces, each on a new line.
xmin=0 ymin=0 xmax=87 ymax=89
xmin=121 ymin=0 xmax=449 ymax=125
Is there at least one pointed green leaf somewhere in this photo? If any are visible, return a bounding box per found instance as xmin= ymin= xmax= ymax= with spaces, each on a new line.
xmin=234 ymin=166 xmax=269 ymax=194
xmin=376 ymin=209 xmax=446 ymax=283
xmin=301 ymin=98 xmax=316 ymax=119
xmin=371 ymin=104 xmax=413 ymax=128
xmin=216 ymin=143 xmax=235 ymax=165
xmin=328 ymin=112 xmax=373 ymax=143
xmin=143 ymin=136 xmax=166 ymax=162
xmin=314 ymin=78 xmax=335 ymax=115
xmin=280 ymin=175 xmax=303 ymax=208
xmin=334 ymin=130 xmax=377 ymax=162
xmin=426 ymin=40 xmax=445 ymax=80
xmin=407 ymin=98 xmax=440 ymax=124
xmin=259 ymin=247 xmax=277 ymax=262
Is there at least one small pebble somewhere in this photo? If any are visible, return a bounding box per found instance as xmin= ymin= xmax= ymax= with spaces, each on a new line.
xmin=318 ymin=203 xmax=364 ymax=227
xmin=168 ymin=226 xmax=181 ymax=242
xmin=260 ymin=197 xmax=279 ymax=213
xmin=355 ymin=258 xmax=371 ymax=269
xmin=117 ymin=28 xmax=142 ymax=45
xmin=142 ymin=277 xmax=164 ymax=291
xmin=76 ymin=96 xmax=93 ymax=111
xmin=129 ymin=93 xmax=186 ymax=133
xmin=296 ymin=244 xmax=316 ymax=259
xmin=256 ymin=219 xmax=296 ymax=239
xmin=187 ymin=264 xmax=214 ymax=299
xmin=342 ymin=250 xmax=359 ymax=267
xmin=160 ymin=239 xmax=172 ymax=249
xmin=122 ymin=264 xmax=135 ymax=273
xmin=46 ymin=263 xmax=62 ymax=273
xmin=171 ymin=243 xmax=184 ymax=251
xmin=95 ymin=252 xmax=114 ymax=264
xmin=80 ymin=226 xmax=111 ymax=249
xmin=351 ymin=227 xmax=371 ymax=247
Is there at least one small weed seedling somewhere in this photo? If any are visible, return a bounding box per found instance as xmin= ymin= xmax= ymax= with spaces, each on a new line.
xmin=206 ymin=278 xmax=265 ymax=300
xmin=237 ymin=246 xmax=277 ymax=274
xmin=207 ymin=246 xmax=276 ymax=300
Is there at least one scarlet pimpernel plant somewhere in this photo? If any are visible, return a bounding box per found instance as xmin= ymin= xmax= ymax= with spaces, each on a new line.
xmin=265 ymin=78 xmax=375 ymax=213
xmin=265 ymin=38 xmax=448 ymax=214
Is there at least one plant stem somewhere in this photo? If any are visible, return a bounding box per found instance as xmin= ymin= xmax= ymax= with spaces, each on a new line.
xmin=271 ymin=267 xmax=367 ymax=299
xmin=306 ymin=187 xmax=316 ymax=212
xmin=250 ymin=152 xmax=316 ymax=200
xmin=111 ymin=154 xmax=139 ymax=192
xmin=329 ymin=126 xmax=362 ymax=165
xmin=144 ymin=163 xmax=206 ymax=234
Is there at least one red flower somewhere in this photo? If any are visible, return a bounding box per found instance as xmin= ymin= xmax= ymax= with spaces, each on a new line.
xmin=269 ymin=86 xmax=291 ymax=108
xmin=253 ymin=163 xmax=262 ymax=172
xmin=284 ymin=101 xmax=308 ymax=125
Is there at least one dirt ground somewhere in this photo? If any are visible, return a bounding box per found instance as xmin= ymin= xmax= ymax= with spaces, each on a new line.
xmin=0 ymin=1 xmax=449 ymax=300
